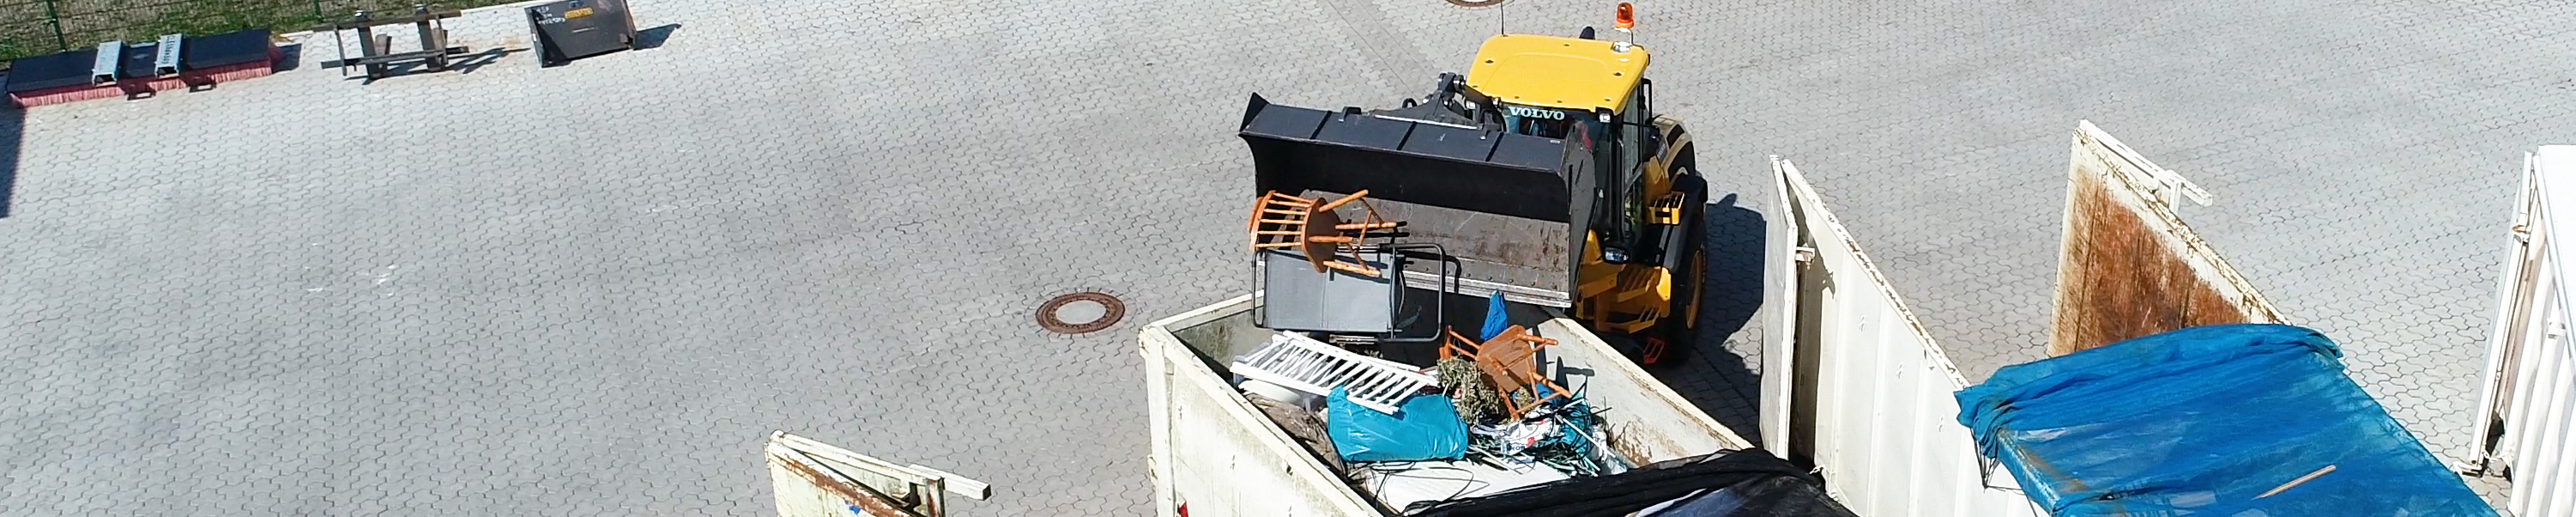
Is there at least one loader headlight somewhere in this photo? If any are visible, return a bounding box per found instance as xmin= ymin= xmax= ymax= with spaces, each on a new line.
xmin=1603 ymin=247 xmax=1631 ymax=264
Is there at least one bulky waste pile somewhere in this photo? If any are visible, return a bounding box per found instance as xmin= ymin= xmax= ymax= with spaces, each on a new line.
xmin=1234 ymin=325 xmax=1627 ymax=513
xmin=1221 ymin=292 xmax=1859 ymax=516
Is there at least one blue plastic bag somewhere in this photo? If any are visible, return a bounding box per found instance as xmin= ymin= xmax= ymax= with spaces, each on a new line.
xmin=1955 ymin=325 xmax=2495 ymax=517
xmin=1327 ymin=387 xmax=1467 ymax=462
xmin=1480 ymin=291 xmax=1510 ymax=341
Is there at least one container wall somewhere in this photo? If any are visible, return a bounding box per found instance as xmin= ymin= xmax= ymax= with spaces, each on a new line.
xmin=1766 ymin=158 xmax=2044 ymax=517
xmin=770 ymin=452 xmax=871 ymax=517
xmin=1141 ymin=294 xmax=1757 ymax=516
xmin=2482 ymin=146 xmax=2576 ymax=517
xmin=1535 ymin=319 xmax=1753 ymax=465
xmin=765 ymin=433 xmax=960 ymax=517
xmin=2047 ymin=120 xmax=2283 ymax=356
xmin=1140 ymin=295 xmax=1385 ymax=517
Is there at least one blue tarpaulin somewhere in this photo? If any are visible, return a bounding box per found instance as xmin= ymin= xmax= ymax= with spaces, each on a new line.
xmin=1955 ymin=324 xmax=2495 ymax=516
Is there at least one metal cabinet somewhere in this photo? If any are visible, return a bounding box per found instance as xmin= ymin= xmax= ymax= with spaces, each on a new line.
xmin=526 ymin=0 xmax=637 ymax=67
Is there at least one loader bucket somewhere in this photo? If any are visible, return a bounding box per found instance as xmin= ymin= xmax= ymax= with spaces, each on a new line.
xmin=1239 ymin=94 xmax=1590 ymax=301
xmin=1239 ymin=94 xmax=1577 ymax=223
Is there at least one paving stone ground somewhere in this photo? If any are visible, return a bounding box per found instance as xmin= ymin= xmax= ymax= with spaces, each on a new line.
xmin=0 ymin=0 xmax=2559 ymax=514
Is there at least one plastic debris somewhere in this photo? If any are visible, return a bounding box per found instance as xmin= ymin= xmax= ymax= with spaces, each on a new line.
xmin=1470 ymin=419 xmax=1557 ymax=456
xmin=1406 ymin=451 xmax=1857 ymax=517
xmin=1360 ymin=458 xmax=1571 ymax=514
xmin=1329 ymin=386 xmax=1468 ymax=462
xmin=1246 ymin=392 xmax=1345 ymax=473
xmin=1236 ymin=331 xmax=1436 ymax=415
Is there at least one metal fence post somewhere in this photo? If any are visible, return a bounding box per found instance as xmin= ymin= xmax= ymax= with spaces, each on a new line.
xmin=42 ymin=0 xmax=67 ymax=52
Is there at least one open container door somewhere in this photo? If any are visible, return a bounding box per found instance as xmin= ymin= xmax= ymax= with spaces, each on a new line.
xmin=2470 ymin=147 xmax=2576 ymax=515
xmin=2047 ymin=120 xmax=2281 ymax=355
xmin=765 ymin=431 xmax=991 ymax=517
xmin=1761 ymin=157 xmax=2043 ymax=517
xmin=1760 ymin=156 xmax=1800 ymax=460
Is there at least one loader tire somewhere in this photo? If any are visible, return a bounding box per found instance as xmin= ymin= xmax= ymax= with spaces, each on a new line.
xmin=1649 ymin=172 xmax=1710 ymax=367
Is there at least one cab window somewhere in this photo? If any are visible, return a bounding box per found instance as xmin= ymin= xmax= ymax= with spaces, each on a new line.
xmin=1617 ymin=90 xmax=1648 ymax=173
xmin=1500 ymin=104 xmax=1603 ymax=142
xmin=1509 ymin=115 xmax=1575 ymax=139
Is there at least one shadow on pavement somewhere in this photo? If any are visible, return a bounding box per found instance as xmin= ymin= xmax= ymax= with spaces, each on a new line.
xmin=0 ymin=102 xmax=20 ymax=218
xmin=636 ymin=23 xmax=682 ymax=50
xmin=451 ymin=47 xmax=523 ymax=74
xmin=1654 ymin=192 xmax=1769 ymax=446
xmin=274 ymin=43 xmax=304 ymax=73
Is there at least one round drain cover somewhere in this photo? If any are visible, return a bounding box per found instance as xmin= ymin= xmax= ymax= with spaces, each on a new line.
xmin=1446 ymin=0 xmax=1509 ymax=7
xmin=1037 ymin=292 xmax=1126 ymax=334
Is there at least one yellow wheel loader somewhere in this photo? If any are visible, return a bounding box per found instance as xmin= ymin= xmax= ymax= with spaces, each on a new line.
xmin=1239 ymin=17 xmax=1708 ymax=364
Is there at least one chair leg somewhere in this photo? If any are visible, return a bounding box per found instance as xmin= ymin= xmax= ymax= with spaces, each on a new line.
xmin=1314 ymin=190 xmax=1371 ymax=211
xmin=1319 ymin=258 xmax=1381 ymax=277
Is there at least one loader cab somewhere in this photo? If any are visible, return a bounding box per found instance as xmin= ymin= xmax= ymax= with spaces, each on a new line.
xmin=1464 ymin=33 xmax=1657 ymax=262
xmin=1465 ymin=33 xmax=1652 ymax=143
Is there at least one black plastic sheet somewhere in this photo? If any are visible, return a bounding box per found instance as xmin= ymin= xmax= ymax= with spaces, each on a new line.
xmin=1406 ymin=450 xmax=1858 ymax=517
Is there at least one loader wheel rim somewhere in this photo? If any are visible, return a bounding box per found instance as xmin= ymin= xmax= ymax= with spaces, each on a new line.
xmin=1037 ymin=292 xmax=1126 ymax=334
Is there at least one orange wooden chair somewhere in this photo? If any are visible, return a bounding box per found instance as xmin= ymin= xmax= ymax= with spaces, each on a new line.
xmin=1442 ymin=325 xmax=1572 ymax=418
xmin=1249 ymin=190 xmax=1401 ymax=277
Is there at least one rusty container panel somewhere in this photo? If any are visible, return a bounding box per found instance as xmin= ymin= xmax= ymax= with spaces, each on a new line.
xmin=2048 ymin=121 xmax=2283 ymax=356
xmin=765 ymin=432 xmax=989 ymax=517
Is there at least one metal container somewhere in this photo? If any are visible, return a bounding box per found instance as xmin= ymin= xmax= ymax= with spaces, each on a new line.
xmin=1142 ymin=295 xmax=1751 ymax=516
xmin=1765 ymin=158 xmax=2047 ymax=517
xmin=1757 ymin=122 xmax=2278 ymax=517
xmin=526 ymin=0 xmax=636 ymax=66
xmin=2470 ymin=146 xmax=2576 ymax=517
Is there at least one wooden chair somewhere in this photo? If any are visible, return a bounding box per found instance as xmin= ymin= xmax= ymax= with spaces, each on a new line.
xmin=1249 ymin=190 xmax=1401 ymax=277
xmin=1442 ymin=325 xmax=1572 ymax=419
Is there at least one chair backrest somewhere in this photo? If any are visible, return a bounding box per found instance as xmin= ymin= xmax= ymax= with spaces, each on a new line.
xmin=1444 ymin=325 xmax=1557 ymax=397
xmin=1248 ymin=190 xmax=1400 ymax=277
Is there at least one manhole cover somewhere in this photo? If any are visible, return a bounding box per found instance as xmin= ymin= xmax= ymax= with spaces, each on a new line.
xmin=1445 ymin=0 xmax=1509 ymax=7
xmin=1037 ymin=292 xmax=1126 ymax=334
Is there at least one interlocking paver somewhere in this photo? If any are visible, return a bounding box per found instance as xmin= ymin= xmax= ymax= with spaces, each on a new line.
xmin=0 ymin=0 xmax=2558 ymax=514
